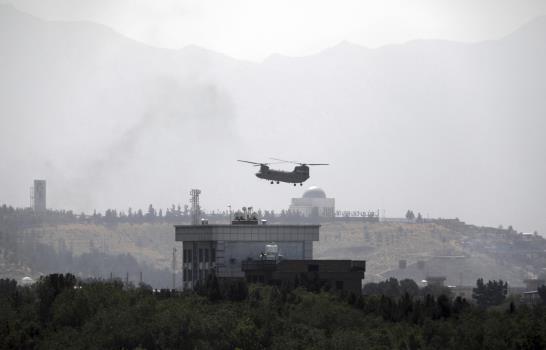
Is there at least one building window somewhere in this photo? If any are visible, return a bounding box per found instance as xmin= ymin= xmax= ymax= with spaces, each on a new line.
xmin=211 ymin=248 xmax=216 ymax=262
xmin=199 ymin=249 xmax=203 ymax=263
xmin=308 ymin=264 xmax=319 ymax=272
xmin=204 ymin=249 xmax=209 ymax=263
xmin=336 ymin=281 xmax=344 ymax=290
xmin=183 ymin=249 xmax=187 ymax=263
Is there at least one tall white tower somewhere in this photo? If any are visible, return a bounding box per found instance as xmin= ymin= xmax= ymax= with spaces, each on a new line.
xmin=33 ymin=180 xmax=46 ymax=212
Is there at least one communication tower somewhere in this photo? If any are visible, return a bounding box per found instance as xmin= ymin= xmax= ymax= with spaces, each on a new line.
xmin=29 ymin=186 xmax=34 ymax=208
xmin=190 ymin=189 xmax=201 ymax=225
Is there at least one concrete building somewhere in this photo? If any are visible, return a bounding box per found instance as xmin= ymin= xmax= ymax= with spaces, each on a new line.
xmin=242 ymin=259 xmax=366 ymax=295
xmin=381 ymin=255 xmax=526 ymax=287
xmin=524 ymin=278 xmax=545 ymax=291
xmin=175 ymin=215 xmax=320 ymax=290
xmin=33 ymin=180 xmax=46 ymax=212
xmin=289 ymin=186 xmax=335 ymax=218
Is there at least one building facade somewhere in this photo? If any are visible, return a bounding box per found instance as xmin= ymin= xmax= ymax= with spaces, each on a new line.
xmin=175 ymin=221 xmax=320 ymax=290
xmin=242 ymin=259 xmax=366 ymax=295
xmin=289 ymin=186 xmax=335 ymax=217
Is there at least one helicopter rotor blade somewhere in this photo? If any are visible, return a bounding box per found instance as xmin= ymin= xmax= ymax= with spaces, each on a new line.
xmin=238 ymin=159 xmax=283 ymax=166
xmin=237 ymin=160 xmax=263 ymax=166
xmin=269 ymin=158 xmax=329 ymax=166
xmin=269 ymin=157 xmax=299 ymax=164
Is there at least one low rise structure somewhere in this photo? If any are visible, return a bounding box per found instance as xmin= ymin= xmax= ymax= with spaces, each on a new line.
xmin=289 ymin=186 xmax=335 ymax=218
xmin=242 ymin=259 xmax=366 ymax=295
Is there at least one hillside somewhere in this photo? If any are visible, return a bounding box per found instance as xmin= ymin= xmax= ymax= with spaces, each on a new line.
xmin=316 ymin=221 xmax=534 ymax=286
xmin=6 ymin=218 xmax=540 ymax=287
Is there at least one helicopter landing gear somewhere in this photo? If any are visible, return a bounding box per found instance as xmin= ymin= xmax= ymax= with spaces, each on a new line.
xmin=270 ymin=181 xmax=274 ymax=184
xmin=293 ymin=183 xmax=297 ymax=186
xmin=300 ymin=183 xmax=303 ymax=186
xmin=276 ymin=181 xmax=280 ymax=184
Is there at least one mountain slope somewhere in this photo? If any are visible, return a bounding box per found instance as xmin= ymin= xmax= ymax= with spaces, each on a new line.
xmin=0 ymin=5 xmax=544 ymax=233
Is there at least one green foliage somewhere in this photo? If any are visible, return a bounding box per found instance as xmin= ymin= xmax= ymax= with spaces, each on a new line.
xmin=36 ymin=273 xmax=77 ymax=323
xmin=538 ymin=285 xmax=546 ymax=304
xmin=472 ymin=279 xmax=508 ymax=308
xmin=363 ymin=278 xmax=421 ymax=299
xmin=1 ymin=275 xmax=546 ymax=349
xmin=406 ymin=210 xmax=416 ymax=220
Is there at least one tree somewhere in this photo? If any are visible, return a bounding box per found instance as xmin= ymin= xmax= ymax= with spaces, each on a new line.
xmin=406 ymin=210 xmax=415 ymax=220
xmin=146 ymin=204 xmax=156 ymax=220
xmin=400 ymin=279 xmax=420 ymax=297
xmin=37 ymin=273 xmax=77 ymax=322
xmin=537 ymin=285 xmax=546 ymax=304
xmin=472 ymin=278 xmax=508 ymax=308
xmin=204 ymin=272 xmax=222 ymax=301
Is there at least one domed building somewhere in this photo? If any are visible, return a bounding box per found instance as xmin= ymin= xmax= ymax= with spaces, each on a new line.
xmin=289 ymin=186 xmax=335 ymax=217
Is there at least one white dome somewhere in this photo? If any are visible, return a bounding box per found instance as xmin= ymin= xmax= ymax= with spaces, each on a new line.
xmin=302 ymin=186 xmax=326 ymax=199
xmin=21 ymin=276 xmax=34 ymax=285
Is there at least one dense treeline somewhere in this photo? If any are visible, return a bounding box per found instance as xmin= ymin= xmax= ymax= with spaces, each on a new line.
xmin=0 ymin=203 xmax=314 ymax=227
xmin=1 ymin=274 xmax=546 ymax=350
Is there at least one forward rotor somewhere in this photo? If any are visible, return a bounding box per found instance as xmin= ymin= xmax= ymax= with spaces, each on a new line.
xmin=237 ymin=159 xmax=284 ymax=167
xmin=269 ymin=158 xmax=329 ymax=166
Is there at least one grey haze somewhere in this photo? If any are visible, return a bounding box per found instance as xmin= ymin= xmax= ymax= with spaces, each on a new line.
xmin=0 ymin=5 xmax=544 ymax=234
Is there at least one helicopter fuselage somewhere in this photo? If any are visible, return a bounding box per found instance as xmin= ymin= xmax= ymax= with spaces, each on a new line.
xmin=256 ymin=165 xmax=310 ymax=184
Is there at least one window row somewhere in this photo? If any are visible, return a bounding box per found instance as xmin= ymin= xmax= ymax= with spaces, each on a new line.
xmin=183 ymin=248 xmax=216 ymax=263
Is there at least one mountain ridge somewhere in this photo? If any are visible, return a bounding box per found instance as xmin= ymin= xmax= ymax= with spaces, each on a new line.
xmin=0 ymin=4 xmax=545 ymax=235
xmin=2 ymin=4 xmax=546 ymax=62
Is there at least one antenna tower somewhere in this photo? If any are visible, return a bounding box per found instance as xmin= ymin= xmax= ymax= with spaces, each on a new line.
xmin=29 ymin=186 xmax=34 ymax=209
xmin=172 ymin=247 xmax=177 ymax=290
xmin=190 ymin=189 xmax=201 ymax=225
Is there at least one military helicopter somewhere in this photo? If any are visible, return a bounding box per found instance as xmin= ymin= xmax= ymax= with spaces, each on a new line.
xmin=237 ymin=158 xmax=329 ymax=186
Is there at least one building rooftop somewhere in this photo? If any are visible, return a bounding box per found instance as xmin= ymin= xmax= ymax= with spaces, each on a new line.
xmin=175 ymin=223 xmax=320 ymax=242
xmin=302 ymin=186 xmax=327 ymax=199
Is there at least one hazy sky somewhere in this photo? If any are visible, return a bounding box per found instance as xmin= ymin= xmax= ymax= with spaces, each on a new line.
xmin=1 ymin=1 xmax=545 ymax=235
xmin=4 ymin=0 xmax=546 ymax=60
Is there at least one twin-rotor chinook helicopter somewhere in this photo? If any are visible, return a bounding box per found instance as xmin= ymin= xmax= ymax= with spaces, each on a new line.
xmin=237 ymin=158 xmax=329 ymax=186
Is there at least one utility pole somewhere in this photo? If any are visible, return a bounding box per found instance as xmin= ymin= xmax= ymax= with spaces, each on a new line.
xmin=172 ymin=247 xmax=177 ymax=290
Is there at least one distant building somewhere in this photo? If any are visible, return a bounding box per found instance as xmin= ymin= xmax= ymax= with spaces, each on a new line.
xmin=451 ymin=285 xmax=474 ymax=300
xmin=381 ymin=255 xmax=526 ymax=287
xmin=524 ymin=278 xmax=545 ymax=291
xmin=21 ymin=276 xmax=35 ymax=286
xmin=289 ymin=186 xmax=335 ymax=218
xmin=242 ymin=259 xmax=366 ymax=295
xmin=425 ymin=276 xmax=446 ymax=287
xmin=175 ymin=212 xmax=320 ymax=290
xmin=33 ymin=180 xmax=46 ymax=212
